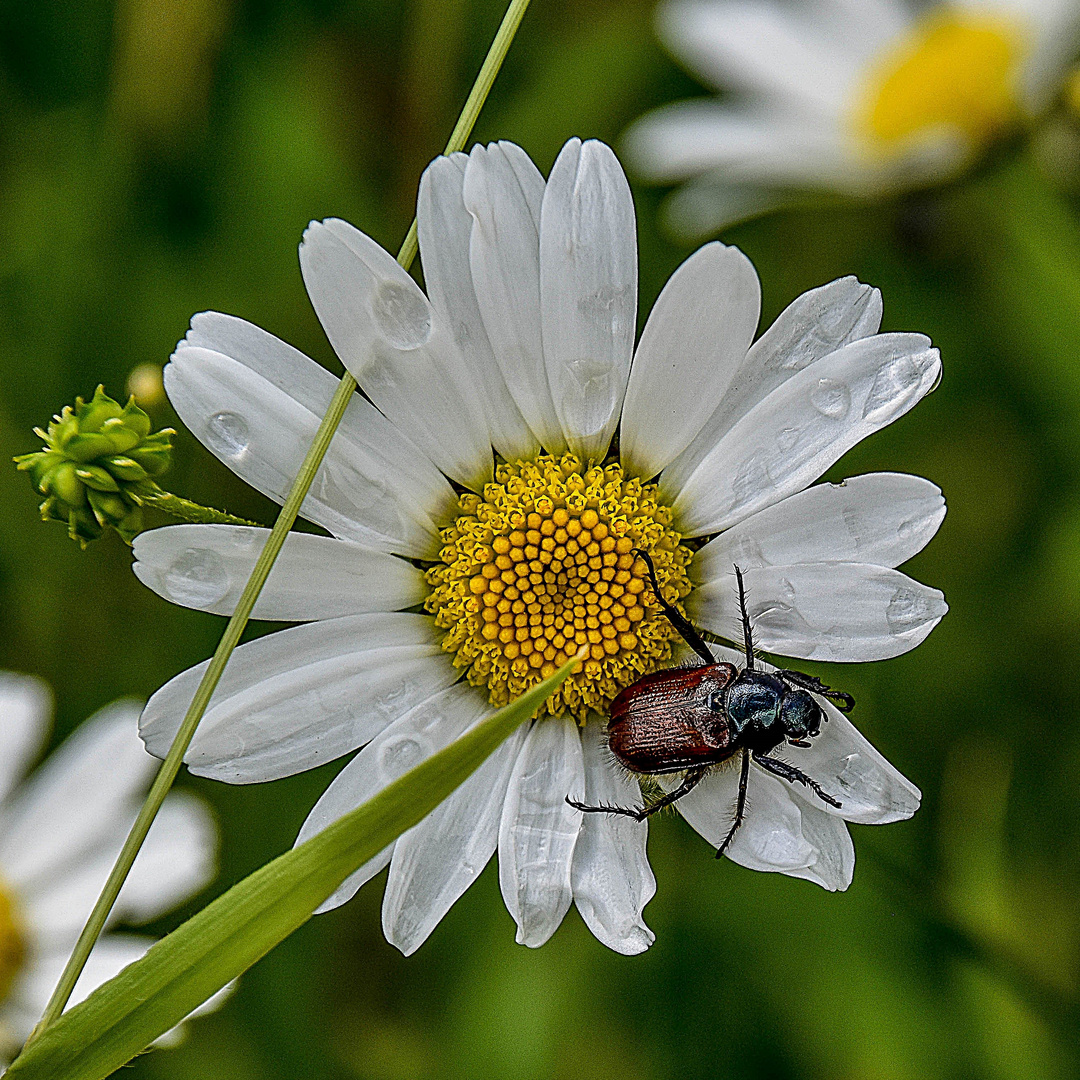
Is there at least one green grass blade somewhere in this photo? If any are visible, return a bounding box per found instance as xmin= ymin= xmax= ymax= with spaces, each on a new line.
xmin=5 ymin=652 xmax=581 ymax=1080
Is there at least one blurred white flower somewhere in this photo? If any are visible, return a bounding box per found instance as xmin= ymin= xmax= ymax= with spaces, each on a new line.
xmin=135 ymin=137 xmax=943 ymax=956
xmin=0 ymin=674 xmax=222 ymax=1060
xmin=625 ymin=0 xmax=1080 ymax=234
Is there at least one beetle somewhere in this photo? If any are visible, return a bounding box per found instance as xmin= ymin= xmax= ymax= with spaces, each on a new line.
xmin=567 ymin=550 xmax=855 ymax=857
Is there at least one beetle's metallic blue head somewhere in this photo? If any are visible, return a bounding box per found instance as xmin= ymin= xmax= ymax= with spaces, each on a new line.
xmin=779 ymin=688 xmax=823 ymax=742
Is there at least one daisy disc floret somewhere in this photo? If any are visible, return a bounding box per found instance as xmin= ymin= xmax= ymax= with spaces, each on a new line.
xmin=136 ymin=137 xmax=946 ymax=957
xmin=428 ymin=455 xmax=691 ymax=719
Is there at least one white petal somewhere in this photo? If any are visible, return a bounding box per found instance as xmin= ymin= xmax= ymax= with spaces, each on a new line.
xmin=0 ymin=702 xmax=153 ymax=888
xmin=662 ymin=175 xmax=784 ymax=239
xmin=381 ymin=725 xmax=528 ymax=956
xmin=299 ymin=219 xmax=492 ymax=489
xmin=692 ymin=473 xmax=946 ymax=578
xmin=15 ymin=936 xmax=154 ymax=1018
xmin=700 ymin=641 xmax=921 ymax=826
xmin=671 ymin=332 xmax=940 ymax=534
xmin=21 ymin=792 xmax=216 ymax=941
xmin=418 ymin=153 xmax=539 ymax=462
xmin=133 ymin=524 xmax=426 ymax=620
xmin=140 ymin=613 xmax=455 ymax=783
xmin=498 ymin=719 xmax=584 ymax=948
xmin=463 ymin=141 xmax=566 ymax=453
xmin=112 ymin=791 xmax=217 ymax=921
xmin=296 ymin=684 xmax=489 ymax=913
xmin=726 ymin=768 xmax=817 ymax=872
xmin=676 ymin=760 xmax=850 ymax=887
xmin=789 ymin=701 xmax=921 ymax=824
xmin=779 ymin=801 xmax=855 ymax=891
xmin=691 ymin=562 xmax=947 ymax=661
xmin=11 ymin=934 xmax=229 ymax=1044
xmin=620 ymin=242 xmax=760 ymax=479
xmin=0 ymin=673 xmax=51 ymax=805
xmin=539 ymin=139 xmax=637 ymax=461
xmin=169 ymin=315 xmax=455 ymax=558
xmin=661 ymin=275 xmax=882 ymax=502
xmin=625 ymin=102 xmax=860 ymax=188
xmin=658 ymin=0 xmax=860 ymax=118
xmin=570 ymin=726 xmax=656 ymax=955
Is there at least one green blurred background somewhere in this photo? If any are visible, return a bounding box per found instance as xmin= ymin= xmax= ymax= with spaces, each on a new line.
xmin=2 ymin=0 xmax=1079 ymax=1077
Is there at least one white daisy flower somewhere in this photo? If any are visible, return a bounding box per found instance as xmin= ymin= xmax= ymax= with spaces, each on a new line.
xmin=0 ymin=673 xmax=221 ymax=1059
xmin=625 ymin=0 xmax=1080 ymax=234
xmin=136 ymin=137 xmax=945 ymax=956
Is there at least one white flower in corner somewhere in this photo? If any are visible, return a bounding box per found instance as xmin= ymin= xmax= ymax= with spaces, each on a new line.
xmin=0 ymin=675 xmax=221 ymax=1059
xmin=135 ymin=137 xmax=944 ymax=957
xmin=625 ymin=0 xmax=1080 ymax=234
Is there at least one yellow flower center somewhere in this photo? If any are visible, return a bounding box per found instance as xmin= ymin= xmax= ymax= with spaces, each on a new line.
xmin=1066 ymin=66 xmax=1080 ymax=119
xmin=0 ymin=881 xmax=25 ymax=1008
xmin=856 ymin=10 xmax=1025 ymax=157
xmin=426 ymin=454 xmax=693 ymax=721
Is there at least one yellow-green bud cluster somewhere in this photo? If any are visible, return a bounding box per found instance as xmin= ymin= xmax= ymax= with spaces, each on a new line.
xmin=14 ymin=386 xmax=174 ymax=545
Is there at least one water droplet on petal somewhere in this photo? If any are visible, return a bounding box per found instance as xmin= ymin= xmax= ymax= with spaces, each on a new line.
xmin=885 ymin=587 xmax=933 ymax=632
xmin=837 ymin=752 xmax=884 ymax=803
xmin=373 ymin=681 xmax=418 ymax=718
xmin=205 ymin=412 xmax=249 ymax=459
xmin=862 ymin=354 xmax=923 ymax=420
xmin=227 ymin=527 xmax=263 ymax=550
xmin=378 ymin=734 xmax=430 ymax=783
xmin=163 ymin=549 xmax=230 ymax=606
xmin=560 ymin=356 xmax=616 ymax=438
xmin=314 ymin=460 xmax=407 ymax=541
xmin=810 ymin=378 xmax=851 ymax=419
xmin=371 ymin=280 xmax=432 ymax=350
xmin=731 ymin=454 xmax=775 ymax=508
xmin=776 ymin=427 xmax=800 ymax=452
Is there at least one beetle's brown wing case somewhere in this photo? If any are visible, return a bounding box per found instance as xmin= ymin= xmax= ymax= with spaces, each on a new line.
xmin=608 ymin=663 xmax=738 ymax=775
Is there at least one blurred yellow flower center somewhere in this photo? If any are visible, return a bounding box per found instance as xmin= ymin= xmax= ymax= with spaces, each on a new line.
xmin=1066 ymin=66 xmax=1080 ymax=119
xmin=0 ymin=882 xmax=25 ymax=1007
xmin=857 ymin=11 xmax=1024 ymax=154
xmin=426 ymin=454 xmax=692 ymax=721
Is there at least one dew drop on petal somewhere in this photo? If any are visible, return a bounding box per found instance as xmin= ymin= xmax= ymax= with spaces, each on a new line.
xmin=776 ymin=427 xmax=800 ymax=452
xmin=732 ymin=454 xmax=775 ymax=508
xmin=370 ymin=281 xmax=432 ymax=350
xmin=885 ymin=587 xmax=933 ymax=632
xmin=862 ymin=354 xmax=922 ymax=420
xmin=377 ymin=734 xmax=430 ymax=783
xmin=227 ymin=527 xmax=264 ymax=550
xmin=810 ymin=378 xmax=851 ymax=420
xmin=560 ymin=357 xmax=617 ymax=439
xmin=205 ymin=412 xmax=250 ymax=459
xmin=836 ymin=752 xmax=884 ymax=804
xmin=163 ymin=549 xmax=230 ymax=606
xmin=313 ymin=461 xmax=407 ymax=540
xmin=373 ymin=681 xmax=418 ymax=719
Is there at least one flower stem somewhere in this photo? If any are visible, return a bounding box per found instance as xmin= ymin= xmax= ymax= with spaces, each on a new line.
xmin=137 ymin=485 xmax=259 ymax=527
xmin=28 ymin=0 xmax=532 ymax=1042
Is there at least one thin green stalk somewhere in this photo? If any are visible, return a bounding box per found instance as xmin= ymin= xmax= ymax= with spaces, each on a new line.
xmin=32 ymin=0 xmax=531 ymax=1038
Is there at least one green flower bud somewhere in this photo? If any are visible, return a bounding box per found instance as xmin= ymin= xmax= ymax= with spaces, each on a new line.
xmin=14 ymin=386 xmax=174 ymax=547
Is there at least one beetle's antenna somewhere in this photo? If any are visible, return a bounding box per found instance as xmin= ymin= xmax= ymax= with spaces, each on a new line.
xmin=734 ymin=565 xmax=754 ymax=670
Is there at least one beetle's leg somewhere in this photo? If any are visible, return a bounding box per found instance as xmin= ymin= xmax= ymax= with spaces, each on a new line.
xmin=716 ymin=749 xmax=751 ymax=858
xmin=566 ymin=765 xmax=708 ymax=822
xmin=775 ymin=669 xmax=855 ymax=713
xmin=752 ymin=750 xmax=842 ymax=809
xmin=634 ymin=549 xmax=714 ymax=667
